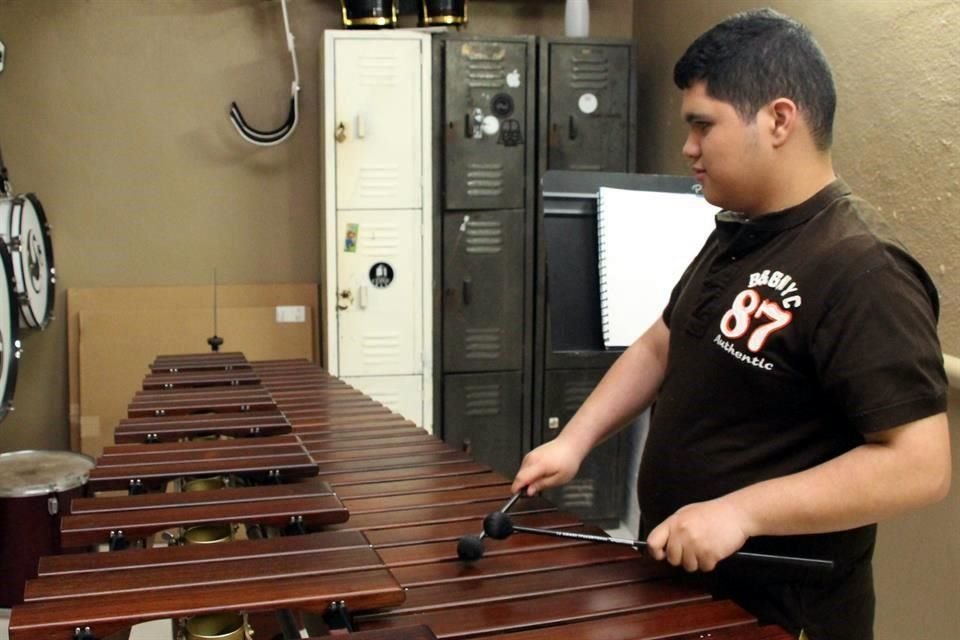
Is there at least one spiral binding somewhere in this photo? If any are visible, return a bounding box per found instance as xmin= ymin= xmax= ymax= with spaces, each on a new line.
xmin=596 ymin=188 xmax=611 ymax=346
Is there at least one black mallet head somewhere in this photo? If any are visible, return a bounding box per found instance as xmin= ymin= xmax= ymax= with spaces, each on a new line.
xmin=456 ymin=534 xmax=485 ymax=562
xmin=482 ymin=511 xmax=514 ymax=540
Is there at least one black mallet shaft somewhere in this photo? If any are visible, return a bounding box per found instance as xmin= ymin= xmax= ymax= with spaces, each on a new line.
xmin=482 ymin=511 xmax=834 ymax=572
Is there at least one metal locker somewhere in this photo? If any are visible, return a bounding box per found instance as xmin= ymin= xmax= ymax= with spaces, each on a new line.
xmin=542 ymin=368 xmax=627 ymax=526
xmin=442 ymin=38 xmax=532 ymax=211
xmin=323 ymin=30 xmax=434 ymax=430
xmin=546 ymin=42 xmax=633 ymax=172
xmin=341 ymin=374 xmax=424 ymax=426
xmin=333 ymin=37 xmax=424 ymax=211
xmin=335 ymin=209 xmax=422 ymax=378
xmin=443 ymin=371 xmax=524 ymax=479
xmin=442 ymin=210 xmax=524 ymax=373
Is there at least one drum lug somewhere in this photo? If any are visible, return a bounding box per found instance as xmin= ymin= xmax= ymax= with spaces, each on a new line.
xmin=108 ymin=530 xmax=130 ymax=551
xmin=73 ymin=626 xmax=98 ymax=640
xmin=323 ymin=600 xmax=355 ymax=632
xmin=48 ymin=495 xmax=59 ymax=515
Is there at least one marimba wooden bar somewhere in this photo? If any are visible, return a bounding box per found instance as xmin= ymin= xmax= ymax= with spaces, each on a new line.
xmin=60 ymin=481 xmax=348 ymax=547
xmin=88 ymin=434 xmax=319 ymax=492
xmin=11 ymin=531 xmax=404 ymax=640
xmin=114 ymin=408 xmax=292 ymax=444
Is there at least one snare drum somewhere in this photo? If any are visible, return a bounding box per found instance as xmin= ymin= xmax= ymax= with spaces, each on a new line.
xmin=0 ymin=450 xmax=94 ymax=606
xmin=340 ymin=0 xmax=397 ymax=28
xmin=0 ymin=192 xmax=56 ymax=329
xmin=0 ymin=241 xmax=21 ymax=421
xmin=421 ymin=0 xmax=467 ymax=26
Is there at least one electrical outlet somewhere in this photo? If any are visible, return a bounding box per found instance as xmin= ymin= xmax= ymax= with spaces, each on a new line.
xmin=275 ymin=305 xmax=306 ymax=323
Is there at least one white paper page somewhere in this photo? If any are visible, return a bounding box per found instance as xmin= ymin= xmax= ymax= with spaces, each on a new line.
xmin=597 ymin=186 xmax=719 ymax=348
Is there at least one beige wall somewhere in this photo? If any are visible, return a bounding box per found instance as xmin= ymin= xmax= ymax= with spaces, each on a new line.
xmin=633 ymin=2 xmax=959 ymax=639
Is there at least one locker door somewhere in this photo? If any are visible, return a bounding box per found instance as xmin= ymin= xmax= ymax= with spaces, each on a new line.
xmin=336 ymin=210 xmax=422 ymax=377
xmin=443 ymin=39 xmax=530 ymax=210
xmin=341 ymin=374 xmax=424 ymax=426
xmin=547 ymin=44 xmax=630 ymax=171
xmin=444 ymin=371 xmax=523 ymax=478
xmin=442 ymin=211 xmax=523 ymax=372
xmin=542 ymin=368 xmax=626 ymax=525
xmin=334 ymin=38 xmax=422 ymax=210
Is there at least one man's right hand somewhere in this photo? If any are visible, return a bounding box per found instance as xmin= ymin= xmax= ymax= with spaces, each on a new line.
xmin=511 ymin=436 xmax=585 ymax=496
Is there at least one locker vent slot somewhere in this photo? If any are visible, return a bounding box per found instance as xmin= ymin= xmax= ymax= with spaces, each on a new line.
xmin=465 ymin=220 xmax=503 ymax=254
xmin=464 ymin=383 xmax=502 ymax=416
xmin=357 ymin=166 xmax=403 ymax=200
xmin=570 ymin=51 xmax=610 ymax=90
xmin=361 ymin=333 xmax=403 ymax=367
xmin=359 ymin=54 xmax=402 ymax=86
xmin=562 ymin=478 xmax=595 ymax=509
xmin=367 ymin=389 xmax=402 ymax=407
xmin=361 ymin=224 xmax=402 ymax=257
xmin=462 ymin=44 xmax=508 ymax=89
xmin=466 ymin=164 xmax=505 ymax=197
xmin=563 ymin=381 xmax=596 ymax=414
xmin=465 ymin=328 xmax=504 ymax=360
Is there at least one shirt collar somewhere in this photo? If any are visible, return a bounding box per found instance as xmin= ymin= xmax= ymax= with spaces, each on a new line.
xmin=714 ymin=178 xmax=851 ymax=257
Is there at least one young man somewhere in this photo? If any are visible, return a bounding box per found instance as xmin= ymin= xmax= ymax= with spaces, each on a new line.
xmin=511 ymin=8 xmax=951 ymax=639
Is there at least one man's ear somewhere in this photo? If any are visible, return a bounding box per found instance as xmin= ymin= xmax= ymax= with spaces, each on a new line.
xmin=767 ymin=97 xmax=799 ymax=148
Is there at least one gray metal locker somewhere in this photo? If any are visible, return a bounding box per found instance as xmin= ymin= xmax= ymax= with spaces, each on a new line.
xmin=443 ymin=371 xmax=524 ymax=478
xmin=442 ymin=38 xmax=533 ymax=211
xmin=546 ymin=43 xmax=632 ymax=171
xmin=442 ymin=210 xmax=524 ymax=373
xmin=541 ymin=368 xmax=627 ymax=527
xmin=541 ymin=39 xmax=636 ymax=172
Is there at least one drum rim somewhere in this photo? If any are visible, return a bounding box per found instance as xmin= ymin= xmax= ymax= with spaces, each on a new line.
xmin=10 ymin=193 xmax=55 ymax=329
xmin=0 ymin=241 xmax=20 ymax=421
xmin=0 ymin=449 xmax=95 ymax=496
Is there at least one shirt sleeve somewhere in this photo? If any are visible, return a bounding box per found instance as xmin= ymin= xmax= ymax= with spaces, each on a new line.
xmin=811 ymin=250 xmax=948 ymax=433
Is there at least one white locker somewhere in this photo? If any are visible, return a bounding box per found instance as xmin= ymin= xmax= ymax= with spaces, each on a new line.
xmin=341 ymin=375 xmax=424 ymax=427
xmin=333 ymin=38 xmax=423 ymax=211
xmin=336 ymin=209 xmax=421 ymax=377
xmin=323 ymin=30 xmax=433 ymax=432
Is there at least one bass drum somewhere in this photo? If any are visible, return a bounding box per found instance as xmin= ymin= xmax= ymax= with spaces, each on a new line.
xmin=0 ymin=192 xmax=56 ymax=329
xmin=421 ymin=0 xmax=467 ymax=26
xmin=0 ymin=240 xmax=20 ymax=421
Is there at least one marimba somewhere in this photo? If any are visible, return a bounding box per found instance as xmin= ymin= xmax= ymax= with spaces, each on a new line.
xmin=8 ymin=354 xmax=795 ymax=640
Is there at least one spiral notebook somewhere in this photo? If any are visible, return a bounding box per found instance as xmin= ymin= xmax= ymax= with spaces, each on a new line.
xmin=597 ymin=186 xmax=719 ymax=348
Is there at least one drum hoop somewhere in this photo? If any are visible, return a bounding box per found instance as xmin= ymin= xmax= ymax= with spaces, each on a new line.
xmin=341 ymin=1 xmax=398 ymax=27
xmin=0 ymin=449 xmax=95 ymax=496
xmin=0 ymin=241 xmax=20 ymax=420
xmin=421 ymin=0 xmax=467 ymax=25
xmin=10 ymin=193 xmax=55 ymax=329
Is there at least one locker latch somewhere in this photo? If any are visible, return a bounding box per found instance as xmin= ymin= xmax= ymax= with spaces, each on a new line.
xmin=335 ymin=122 xmax=347 ymax=143
xmin=337 ymin=289 xmax=353 ymax=310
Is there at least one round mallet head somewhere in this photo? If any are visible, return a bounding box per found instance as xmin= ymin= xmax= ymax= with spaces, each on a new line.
xmin=483 ymin=511 xmax=514 ymax=540
xmin=456 ymin=534 xmax=485 ymax=562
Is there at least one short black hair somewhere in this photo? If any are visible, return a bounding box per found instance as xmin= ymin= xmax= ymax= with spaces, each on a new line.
xmin=674 ymin=8 xmax=836 ymax=150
